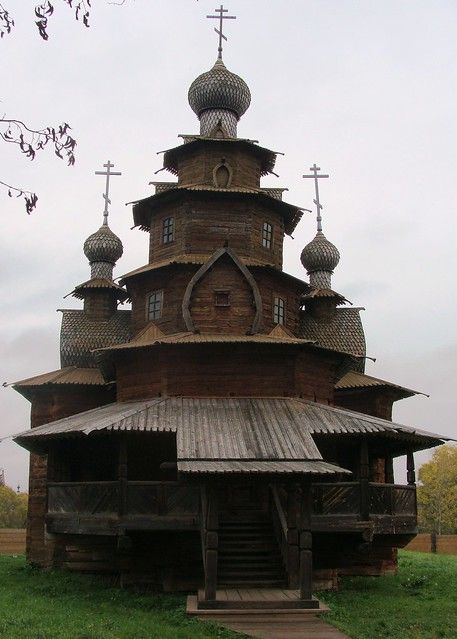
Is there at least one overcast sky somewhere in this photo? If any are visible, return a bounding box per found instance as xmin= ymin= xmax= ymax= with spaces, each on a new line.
xmin=0 ymin=0 xmax=456 ymax=490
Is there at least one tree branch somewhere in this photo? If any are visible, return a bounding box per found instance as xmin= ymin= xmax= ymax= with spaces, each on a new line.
xmin=0 ymin=180 xmax=38 ymax=214
xmin=0 ymin=117 xmax=76 ymax=166
xmin=0 ymin=3 xmax=14 ymax=38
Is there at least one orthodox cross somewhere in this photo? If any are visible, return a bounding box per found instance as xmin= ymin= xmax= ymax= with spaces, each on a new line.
xmin=95 ymin=160 xmax=122 ymax=226
xmin=303 ymin=163 xmax=329 ymax=233
xmin=207 ymin=4 xmax=236 ymax=60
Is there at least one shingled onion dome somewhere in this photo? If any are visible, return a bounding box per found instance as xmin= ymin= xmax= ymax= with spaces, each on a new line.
xmin=188 ymin=58 xmax=251 ymax=137
xmin=301 ymin=231 xmax=340 ymax=289
xmin=83 ymin=223 xmax=124 ymax=280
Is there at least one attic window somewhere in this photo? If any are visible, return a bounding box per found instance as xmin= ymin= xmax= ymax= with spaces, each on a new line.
xmin=162 ymin=217 xmax=174 ymax=244
xmin=273 ymin=296 xmax=285 ymax=325
xmin=148 ymin=290 xmax=163 ymax=321
xmin=262 ymin=222 xmax=273 ymax=249
xmin=215 ymin=290 xmax=231 ymax=307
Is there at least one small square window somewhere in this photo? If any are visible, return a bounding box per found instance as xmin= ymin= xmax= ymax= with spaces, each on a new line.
xmin=273 ymin=296 xmax=285 ymax=325
xmin=262 ymin=222 xmax=273 ymax=249
xmin=162 ymin=217 xmax=174 ymax=244
xmin=215 ymin=290 xmax=231 ymax=307
xmin=148 ymin=290 xmax=163 ymax=321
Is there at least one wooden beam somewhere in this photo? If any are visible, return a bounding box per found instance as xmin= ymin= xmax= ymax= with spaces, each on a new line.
xmin=359 ymin=438 xmax=370 ymax=521
xmin=118 ymin=437 xmax=128 ymax=518
xmin=407 ymin=450 xmax=416 ymax=486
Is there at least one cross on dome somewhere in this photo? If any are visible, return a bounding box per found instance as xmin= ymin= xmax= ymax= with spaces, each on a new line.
xmin=303 ymin=163 xmax=329 ymax=233
xmin=95 ymin=160 xmax=122 ymax=226
xmin=207 ymin=4 xmax=236 ymax=60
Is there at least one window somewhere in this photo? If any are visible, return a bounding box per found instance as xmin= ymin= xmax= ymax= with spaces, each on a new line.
xmin=273 ymin=297 xmax=285 ymax=325
xmin=162 ymin=217 xmax=174 ymax=244
xmin=215 ymin=290 xmax=231 ymax=307
xmin=262 ymin=222 xmax=273 ymax=249
xmin=148 ymin=290 xmax=163 ymax=321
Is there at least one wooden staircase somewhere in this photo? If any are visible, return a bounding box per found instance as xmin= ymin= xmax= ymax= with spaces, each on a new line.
xmin=218 ymin=513 xmax=286 ymax=588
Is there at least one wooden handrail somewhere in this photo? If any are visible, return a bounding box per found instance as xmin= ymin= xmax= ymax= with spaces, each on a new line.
xmin=47 ymin=481 xmax=119 ymax=487
xmin=271 ymin=485 xmax=287 ymax=539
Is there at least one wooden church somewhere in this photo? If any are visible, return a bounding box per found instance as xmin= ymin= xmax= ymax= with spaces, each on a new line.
xmin=13 ymin=15 xmax=447 ymax=611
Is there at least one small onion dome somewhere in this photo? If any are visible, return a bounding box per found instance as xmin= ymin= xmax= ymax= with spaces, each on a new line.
xmin=188 ymin=58 xmax=251 ymax=120
xmin=301 ymin=231 xmax=340 ymax=273
xmin=83 ymin=224 xmax=123 ymax=264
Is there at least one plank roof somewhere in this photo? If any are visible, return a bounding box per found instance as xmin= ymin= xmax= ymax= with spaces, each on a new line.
xmin=335 ymin=370 xmax=425 ymax=397
xmin=14 ymin=397 xmax=449 ymax=465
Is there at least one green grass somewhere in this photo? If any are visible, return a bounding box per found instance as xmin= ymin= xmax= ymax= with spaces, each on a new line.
xmin=0 ymin=551 xmax=456 ymax=639
xmin=319 ymin=551 xmax=457 ymax=639
xmin=0 ymin=555 xmax=245 ymax=639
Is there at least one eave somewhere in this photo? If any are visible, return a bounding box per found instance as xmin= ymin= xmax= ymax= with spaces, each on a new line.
xmin=130 ymin=187 xmax=304 ymax=236
xmin=161 ymin=136 xmax=279 ymax=177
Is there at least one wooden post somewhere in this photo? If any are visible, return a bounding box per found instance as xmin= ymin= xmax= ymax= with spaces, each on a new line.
xmin=299 ymin=483 xmax=313 ymax=601
xmin=359 ymin=438 xmax=370 ymax=521
xmin=407 ymin=451 xmax=416 ymax=485
xmin=204 ymin=485 xmax=218 ymax=601
xmin=286 ymin=483 xmax=300 ymax=588
xmin=118 ymin=436 xmax=128 ymax=518
xmin=385 ymin=456 xmax=394 ymax=484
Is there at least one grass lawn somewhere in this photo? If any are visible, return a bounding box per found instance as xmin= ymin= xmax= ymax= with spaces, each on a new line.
xmin=0 ymin=554 xmax=245 ymax=639
xmin=320 ymin=551 xmax=457 ymax=639
xmin=0 ymin=551 xmax=456 ymax=639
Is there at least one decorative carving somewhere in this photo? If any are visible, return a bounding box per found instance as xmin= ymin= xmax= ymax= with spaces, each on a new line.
xmin=182 ymin=247 xmax=263 ymax=334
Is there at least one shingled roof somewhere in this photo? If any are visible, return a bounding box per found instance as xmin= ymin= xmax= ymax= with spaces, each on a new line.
xmin=59 ymin=309 xmax=131 ymax=368
xmin=300 ymin=307 xmax=366 ymax=360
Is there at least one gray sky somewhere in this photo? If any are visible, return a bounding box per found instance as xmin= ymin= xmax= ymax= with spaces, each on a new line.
xmin=1 ymin=0 xmax=456 ymax=490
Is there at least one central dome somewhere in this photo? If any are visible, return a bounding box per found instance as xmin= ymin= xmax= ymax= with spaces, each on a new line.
xmin=188 ymin=58 xmax=251 ymax=120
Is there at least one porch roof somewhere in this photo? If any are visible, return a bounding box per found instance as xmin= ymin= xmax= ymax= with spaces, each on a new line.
xmin=14 ymin=397 xmax=449 ymax=468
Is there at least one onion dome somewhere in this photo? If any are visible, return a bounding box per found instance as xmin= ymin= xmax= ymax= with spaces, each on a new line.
xmin=188 ymin=59 xmax=251 ymax=136
xmin=301 ymin=231 xmax=340 ymax=289
xmin=83 ymin=224 xmax=123 ymax=265
xmin=301 ymin=232 xmax=340 ymax=274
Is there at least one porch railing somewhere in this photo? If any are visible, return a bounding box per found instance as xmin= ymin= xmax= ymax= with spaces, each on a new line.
xmin=47 ymin=481 xmax=199 ymax=518
xmin=47 ymin=480 xmax=417 ymax=521
xmin=311 ymin=482 xmax=416 ymax=520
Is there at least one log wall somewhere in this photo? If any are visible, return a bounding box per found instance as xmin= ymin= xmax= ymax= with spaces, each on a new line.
xmin=177 ymin=145 xmax=261 ymax=190
xmin=147 ymin=196 xmax=284 ymax=268
xmin=116 ymin=344 xmax=340 ymax=402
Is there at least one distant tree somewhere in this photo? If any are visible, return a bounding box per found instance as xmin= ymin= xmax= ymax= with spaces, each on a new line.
xmin=417 ymin=445 xmax=457 ymax=535
xmin=0 ymin=0 xmax=127 ymax=213
xmin=0 ymin=485 xmax=28 ymax=528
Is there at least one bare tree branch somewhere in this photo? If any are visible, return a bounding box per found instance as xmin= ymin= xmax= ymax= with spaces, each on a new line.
xmin=0 ymin=3 xmax=14 ymax=38
xmin=0 ymin=180 xmax=38 ymax=214
xmin=0 ymin=118 xmax=76 ymax=165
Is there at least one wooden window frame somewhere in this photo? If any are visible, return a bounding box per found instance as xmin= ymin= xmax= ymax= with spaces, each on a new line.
xmin=214 ymin=289 xmax=231 ymax=307
xmin=273 ymin=296 xmax=285 ymax=325
xmin=162 ymin=217 xmax=174 ymax=244
xmin=147 ymin=289 xmax=164 ymax=321
xmin=262 ymin=221 xmax=273 ymax=249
